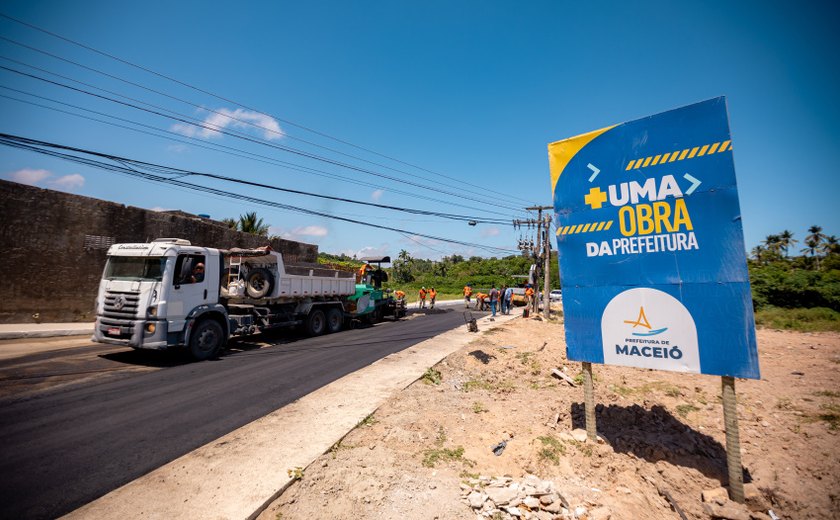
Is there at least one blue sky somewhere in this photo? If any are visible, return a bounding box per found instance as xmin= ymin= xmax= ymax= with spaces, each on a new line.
xmin=1 ymin=1 xmax=838 ymax=260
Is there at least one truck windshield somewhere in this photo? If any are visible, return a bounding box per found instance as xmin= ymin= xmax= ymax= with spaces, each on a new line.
xmin=104 ymin=256 xmax=166 ymax=281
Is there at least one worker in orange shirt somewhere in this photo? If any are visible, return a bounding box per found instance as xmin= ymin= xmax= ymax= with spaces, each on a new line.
xmin=357 ymin=263 xmax=372 ymax=283
xmin=475 ymin=292 xmax=488 ymax=311
xmin=429 ymin=287 xmax=437 ymax=309
xmin=419 ymin=287 xmax=427 ymax=308
xmin=394 ymin=290 xmax=406 ymax=301
xmin=525 ymin=285 xmax=535 ymax=312
xmin=463 ymin=284 xmax=473 ymax=308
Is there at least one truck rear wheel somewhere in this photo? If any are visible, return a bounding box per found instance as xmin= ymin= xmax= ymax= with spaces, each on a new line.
xmin=326 ymin=307 xmax=344 ymax=333
xmin=306 ymin=309 xmax=326 ymax=336
xmin=189 ymin=319 xmax=224 ymax=361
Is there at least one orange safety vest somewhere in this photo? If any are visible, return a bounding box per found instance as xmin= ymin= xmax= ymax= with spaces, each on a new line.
xmin=419 ymin=289 xmax=427 ymax=299
xmin=429 ymin=289 xmax=437 ymax=299
xmin=395 ymin=290 xmax=405 ymax=299
xmin=464 ymin=286 xmax=472 ymax=296
xmin=525 ymin=288 xmax=534 ymax=297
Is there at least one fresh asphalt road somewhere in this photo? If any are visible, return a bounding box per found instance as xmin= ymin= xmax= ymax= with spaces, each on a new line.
xmin=0 ymin=307 xmax=482 ymax=520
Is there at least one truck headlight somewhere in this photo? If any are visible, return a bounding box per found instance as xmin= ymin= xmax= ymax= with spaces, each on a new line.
xmin=147 ymin=306 xmax=157 ymax=317
xmin=145 ymin=323 xmax=156 ymax=334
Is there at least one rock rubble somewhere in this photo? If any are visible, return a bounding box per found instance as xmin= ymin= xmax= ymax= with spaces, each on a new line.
xmin=460 ymin=474 xmax=609 ymax=520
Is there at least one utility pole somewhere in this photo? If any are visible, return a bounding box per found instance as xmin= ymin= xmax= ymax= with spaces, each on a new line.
xmin=515 ymin=205 xmax=553 ymax=317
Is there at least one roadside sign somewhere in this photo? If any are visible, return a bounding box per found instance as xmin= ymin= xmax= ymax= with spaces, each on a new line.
xmin=547 ymin=97 xmax=759 ymax=379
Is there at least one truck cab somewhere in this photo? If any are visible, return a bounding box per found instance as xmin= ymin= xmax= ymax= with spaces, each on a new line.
xmin=93 ymin=239 xmax=227 ymax=359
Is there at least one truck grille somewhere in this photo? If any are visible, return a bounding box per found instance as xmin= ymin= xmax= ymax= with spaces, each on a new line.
xmin=102 ymin=291 xmax=141 ymax=320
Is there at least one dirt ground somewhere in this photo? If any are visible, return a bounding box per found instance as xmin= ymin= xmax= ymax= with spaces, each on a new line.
xmin=259 ymin=313 xmax=840 ymax=520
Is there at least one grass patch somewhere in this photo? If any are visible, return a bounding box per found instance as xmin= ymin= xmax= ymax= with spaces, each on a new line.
xmin=610 ymin=384 xmax=634 ymax=397
xmin=328 ymin=440 xmax=354 ymax=458
xmin=356 ymin=413 xmax=377 ymax=428
xmin=803 ymin=404 xmax=840 ymax=431
xmin=472 ymin=401 xmax=488 ymax=413
xmin=608 ymin=381 xmax=682 ymax=397
xmin=462 ymin=378 xmax=516 ymax=393
xmin=516 ymin=352 xmax=542 ymax=375
xmin=754 ymin=306 xmax=840 ymax=332
xmin=814 ymin=390 xmax=840 ymax=398
xmin=536 ymin=435 xmax=566 ymax=464
xmin=568 ymin=439 xmax=593 ymax=457
xmin=676 ymin=404 xmax=699 ymax=417
xmin=422 ymin=446 xmax=471 ymax=468
xmin=422 ymin=367 xmax=442 ymax=385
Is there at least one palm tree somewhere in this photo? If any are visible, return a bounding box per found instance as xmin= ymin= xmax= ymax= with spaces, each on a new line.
xmin=821 ymin=235 xmax=839 ymax=256
xmin=801 ymin=238 xmax=821 ymax=270
xmin=238 ymin=212 xmax=270 ymax=237
xmin=750 ymin=245 xmax=766 ymax=264
xmin=779 ymin=230 xmax=797 ymax=258
xmin=221 ymin=217 xmax=238 ymax=230
xmin=806 ymin=225 xmax=826 ymax=250
xmin=804 ymin=226 xmax=827 ymax=270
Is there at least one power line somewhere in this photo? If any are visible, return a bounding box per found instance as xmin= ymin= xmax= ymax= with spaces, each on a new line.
xmin=0 ymin=132 xmax=519 ymax=254
xmin=0 ymin=86 xmax=517 ymax=219
xmin=0 ymin=62 xmax=527 ymax=214
xmin=0 ymin=40 xmax=524 ymax=209
xmin=0 ymin=13 xmax=535 ymax=205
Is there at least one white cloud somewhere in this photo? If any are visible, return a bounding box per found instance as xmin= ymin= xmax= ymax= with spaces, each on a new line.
xmin=371 ymin=189 xmax=384 ymax=201
xmin=350 ymin=245 xmax=391 ymax=259
xmin=49 ymin=174 xmax=85 ymax=190
xmin=480 ymin=226 xmax=500 ymax=238
xmin=7 ymin=169 xmax=85 ymax=192
xmin=271 ymin=225 xmax=329 ymax=242
xmin=9 ymin=168 xmax=50 ymax=186
xmin=293 ymin=225 xmax=328 ymax=237
xmin=170 ymin=107 xmax=283 ymax=141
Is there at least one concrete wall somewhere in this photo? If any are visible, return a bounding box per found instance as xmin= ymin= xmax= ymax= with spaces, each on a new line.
xmin=0 ymin=180 xmax=319 ymax=323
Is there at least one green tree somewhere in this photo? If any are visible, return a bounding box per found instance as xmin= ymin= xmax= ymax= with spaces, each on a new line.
xmin=221 ymin=217 xmax=238 ymax=230
xmin=238 ymin=211 xmax=270 ymax=237
xmin=392 ymin=249 xmax=415 ymax=283
xmin=779 ymin=230 xmax=797 ymax=258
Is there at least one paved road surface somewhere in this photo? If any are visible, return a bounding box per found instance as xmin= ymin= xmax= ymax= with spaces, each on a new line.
xmin=0 ymin=308 xmax=477 ymax=519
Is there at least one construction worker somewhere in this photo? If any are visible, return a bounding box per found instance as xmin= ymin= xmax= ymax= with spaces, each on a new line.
xmin=475 ymin=292 xmax=488 ymax=311
xmin=525 ymin=285 xmax=535 ymax=312
xmin=489 ymin=286 xmax=499 ymax=317
xmin=357 ymin=263 xmax=372 ymax=283
xmin=394 ymin=290 xmax=406 ymax=301
xmin=429 ymin=287 xmax=437 ymax=309
xmin=419 ymin=287 xmax=427 ymax=308
xmin=463 ymin=284 xmax=473 ymax=308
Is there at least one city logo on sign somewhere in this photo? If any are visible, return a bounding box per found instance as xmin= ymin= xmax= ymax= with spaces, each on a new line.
xmin=623 ymin=307 xmax=668 ymax=336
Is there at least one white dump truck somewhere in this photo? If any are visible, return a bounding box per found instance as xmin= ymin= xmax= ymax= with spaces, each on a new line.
xmin=92 ymin=238 xmax=405 ymax=360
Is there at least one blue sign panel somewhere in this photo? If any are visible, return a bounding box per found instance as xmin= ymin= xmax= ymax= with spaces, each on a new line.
xmin=547 ymin=97 xmax=759 ymax=379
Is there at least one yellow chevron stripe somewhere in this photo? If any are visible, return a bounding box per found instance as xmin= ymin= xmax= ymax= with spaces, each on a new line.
xmin=678 ymin=149 xmax=690 ymax=160
xmin=719 ymin=140 xmax=731 ymax=152
xmin=708 ymin=142 xmax=720 ymax=154
xmin=642 ymin=156 xmax=652 ymax=167
xmin=651 ymin=154 xmax=662 ymax=165
xmin=660 ymin=152 xmax=671 ymax=163
xmin=688 ymin=147 xmax=700 ymax=158
xmin=697 ymin=144 xmax=710 ymax=156
xmin=604 ymin=220 xmax=613 ymax=230
xmin=596 ymin=221 xmax=606 ymax=231
xmin=626 ymin=160 xmax=636 ymax=170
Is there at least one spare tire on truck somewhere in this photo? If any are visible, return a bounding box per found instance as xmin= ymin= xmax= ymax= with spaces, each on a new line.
xmin=246 ymin=268 xmax=274 ymax=298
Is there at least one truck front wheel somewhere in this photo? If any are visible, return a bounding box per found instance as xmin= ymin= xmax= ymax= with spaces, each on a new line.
xmin=189 ymin=319 xmax=224 ymax=361
xmin=306 ymin=309 xmax=326 ymax=336
xmin=326 ymin=307 xmax=344 ymax=333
